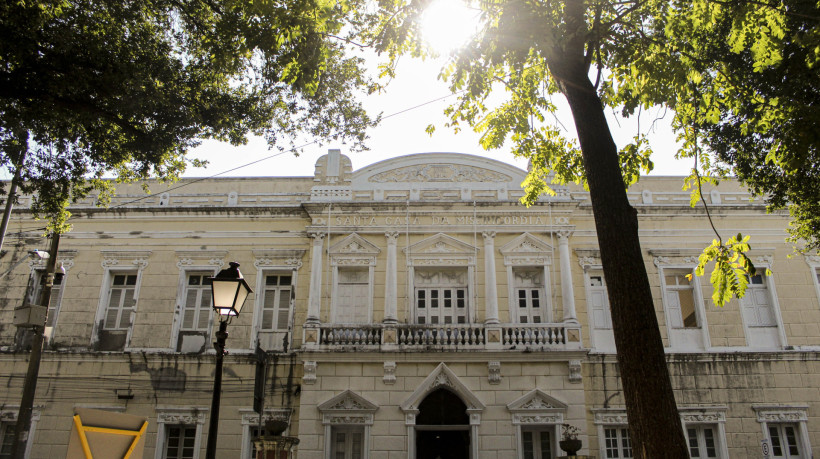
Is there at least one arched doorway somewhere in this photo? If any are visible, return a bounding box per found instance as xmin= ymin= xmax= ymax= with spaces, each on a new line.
xmin=415 ymin=388 xmax=470 ymax=459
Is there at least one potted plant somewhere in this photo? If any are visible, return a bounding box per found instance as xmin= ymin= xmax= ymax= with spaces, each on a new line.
xmin=559 ymin=424 xmax=582 ymax=456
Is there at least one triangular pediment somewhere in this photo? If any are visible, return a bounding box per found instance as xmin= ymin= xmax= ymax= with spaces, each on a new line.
xmin=318 ymin=390 xmax=378 ymax=413
xmin=506 ymin=389 xmax=568 ymax=413
xmin=329 ymin=233 xmax=380 ymax=256
xmin=401 ymin=363 xmax=485 ymax=412
xmin=500 ymin=233 xmax=552 ymax=256
xmin=404 ymin=233 xmax=478 ymax=255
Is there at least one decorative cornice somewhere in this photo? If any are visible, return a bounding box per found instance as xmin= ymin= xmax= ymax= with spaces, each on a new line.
xmin=253 ymin=249 xmax=307 ymax=270
xmin=175 ymin=250 xmax=228 ymax=269
xmin=157 ymin=410 xmax=207 ymax=425
xmin=753 ymin=405 xmax=808 ymax=423
xmin=101 ymin=250 xmax=151 ymax=269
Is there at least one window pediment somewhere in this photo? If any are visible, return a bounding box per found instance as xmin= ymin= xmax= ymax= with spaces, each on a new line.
xmin=500 ymin=233 xmax=552 ymax=266
xmin=318 ymin=390 xmax=378 ymax=426
xmin=401 ymin=363 xmax=485 ymax=413
xmin=404 ymin=234 xmax=478 ymax=267
xmin=329 ymin=233 xmax=380 ymax=256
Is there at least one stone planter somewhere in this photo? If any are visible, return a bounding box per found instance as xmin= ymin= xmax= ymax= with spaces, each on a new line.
xmin=559 ymin=438 xmax=582 ymax=455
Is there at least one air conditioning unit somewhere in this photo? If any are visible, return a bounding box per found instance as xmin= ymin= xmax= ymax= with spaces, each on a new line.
xmin=14 ymin=303 xmax=47 ymax=328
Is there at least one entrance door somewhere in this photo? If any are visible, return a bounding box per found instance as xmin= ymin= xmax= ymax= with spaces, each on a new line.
xmin=415 ymin=388 xmax=471 ymax=459
xmin=416 ymin=430 xmax=469 ymax=459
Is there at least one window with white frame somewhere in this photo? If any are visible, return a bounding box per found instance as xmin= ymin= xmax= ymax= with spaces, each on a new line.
xmin=331 ymin=426 xmax=364 ymax=459
xmin=768 ymin=423 xmax=804 ymax=458
xmin=0 ymin=421 xmax=15 ymax=459
xmin=103 ymin=273 xmax=138 ymax=331
xmin=0 ymin=409 xmax=38 ymax=459
xmin=754 ymin=405 xmax=809 ymax=459
xmin=602 ymin=426 xmax=632 ymax=459
xmin=686 ymin=425 xmax=719 ymax=458
xmin=414 ymin=268 xmax=468 ymax=325
xmin=174 ymin=273 xmax=213 ymax=352
xmin=521 ymin=427 xmax=553 ymax=459
xmin=663 ymin=270 xmax=699 ymax=329
xmin=742 ymin=274 xmax=777 ymax=327
xmin=588 ymin=273 xmax=612 ymax=330
xmin=163 ymin=425 xmax=197 ymax=459
xmin=29 ymin=270 xmax=65 ymax=329
xmin=260 ymin=274 xmax=292 ymax=330
xmin=740 ymin=271 xmax=785 ymax=348
xmin=318 ymin=390 xmax=377 ymax=459
xmin=512 ymin=268 xmax=548 ymax=324
xmin=239 ymin=409 xmax=292 ymax=459
xmin=154 ymin=409 xmax=205 ymax=459
xmin=507 ymin=389 xmax=566 ymax=459
xmin=334 ymin=268 xmax=368 ymax=324
xmin=180 ymin=274 xmax=212 ymax=331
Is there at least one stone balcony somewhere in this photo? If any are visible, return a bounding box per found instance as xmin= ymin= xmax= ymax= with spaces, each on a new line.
xmin=301 ymin=322 xmax=583 ymax=352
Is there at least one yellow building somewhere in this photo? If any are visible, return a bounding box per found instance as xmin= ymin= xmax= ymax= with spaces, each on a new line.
xmin=1 ymin=150 xmax=819 ymax=458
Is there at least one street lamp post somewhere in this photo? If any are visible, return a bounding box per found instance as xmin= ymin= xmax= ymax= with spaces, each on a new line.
xmin=205 ymin=262 xmax=252 ymax=459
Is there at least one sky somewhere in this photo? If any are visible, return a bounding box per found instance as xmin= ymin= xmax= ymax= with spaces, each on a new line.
xmin=184 ymin=0 xmax=695 ymax=180
xmin=186 ymin=55 xmax=693 ymax=180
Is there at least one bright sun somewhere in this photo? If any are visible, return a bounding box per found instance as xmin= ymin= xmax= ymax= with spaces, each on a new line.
xmin=420 ymin=0 xmax=483 ymax=54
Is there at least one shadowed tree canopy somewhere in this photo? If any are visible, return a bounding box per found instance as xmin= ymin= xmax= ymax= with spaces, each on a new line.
xmin=365 ymin=0 xmax=817 ymax=456
xmin=0 ymin=0 xmax=375 ymax=230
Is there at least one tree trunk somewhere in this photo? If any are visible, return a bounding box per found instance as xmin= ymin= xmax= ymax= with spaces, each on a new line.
xmin=547 ymin=2 xmax=689 ymax=456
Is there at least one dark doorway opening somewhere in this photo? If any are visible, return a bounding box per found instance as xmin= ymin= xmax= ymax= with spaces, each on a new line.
xmin=415 ymin=388 xmax=470 ymax=459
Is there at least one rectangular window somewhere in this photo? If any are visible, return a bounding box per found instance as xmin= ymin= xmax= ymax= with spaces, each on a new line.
xmin=261 ymin=274 xmax=292 ymax=330
xmin=331 ymin=426 xmax=364 ymax=459
xmin=769 ymin=423 xmax=803 ymax=458
xmin=29 ymin=271 xmax=65 ymax=328
xmin=743 ymin=274 xmax=776 ymax=327
xmin=0 ymin=422 xmax=16 ymax=459
xmin=334 ymin=269 xmax=368 ymax=324
xmin=604 ymin=427 xmax=633 ymax=458
xmin=589 ymin=274 xmax=612 ymax=329
xmin=164 ymin=425 xmax=196 ymax=459
xmin=180 ymin=274 xmax=212 ymax=332
xmin=663 ymin=270 xmax=698 ymax=328
xmin=513 ymin=268 xmax=547 ymax=324
xmin=414 ymin=269 xmax=469 ymax=325
xmin=521 ymin=427 xmax=552 ymax=459
xmin=687 ymin=425 xmax=719 ymax=458
xmin=103 ymin=273 xmax=138 ymax=331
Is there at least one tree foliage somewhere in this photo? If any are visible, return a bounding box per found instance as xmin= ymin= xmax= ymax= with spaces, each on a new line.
xmin=366 ymin=0 xmax=817 ymax=456
xmin=0 ymin=0 xmax=375 ymax=231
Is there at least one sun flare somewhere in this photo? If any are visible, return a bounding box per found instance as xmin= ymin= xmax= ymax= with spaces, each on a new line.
xmin=420 ymin=0 xmax=483 ymax=54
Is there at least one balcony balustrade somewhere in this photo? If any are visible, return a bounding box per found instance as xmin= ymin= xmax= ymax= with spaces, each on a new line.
xmin=306 ymin=322 xmax=582 ymax=351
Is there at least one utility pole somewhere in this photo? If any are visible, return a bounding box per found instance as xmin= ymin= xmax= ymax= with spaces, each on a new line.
xmin=11 ymin=232 xmax=60 ymax=459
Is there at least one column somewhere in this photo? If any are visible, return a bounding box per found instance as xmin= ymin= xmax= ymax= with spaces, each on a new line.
xmin=383 ymin=231 xmax=399 ymax=324
xmin=306 ymin=232 xmax=325 ymax=325
xmin=482 ymin=231 xmax=499 ymax=324
xmin=558 ymin=231 xmax=578 ymax=323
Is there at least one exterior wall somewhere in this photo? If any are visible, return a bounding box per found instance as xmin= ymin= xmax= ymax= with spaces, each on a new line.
xmin=0 ymin=150 xmax=817 ymax=458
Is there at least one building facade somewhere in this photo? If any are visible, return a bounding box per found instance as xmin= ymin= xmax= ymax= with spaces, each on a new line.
xmin=1 ymin=150 xmax=819 ymax=458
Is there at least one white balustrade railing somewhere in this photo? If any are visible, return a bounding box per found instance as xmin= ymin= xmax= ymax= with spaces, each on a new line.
xmin=310 ymin=323 xmax=577 ymax=350
xmin=501 ymin=324 xmax=567 ymax=347
xmin=395 ymin=324 xmax=486 ymax=348
xmin=318 ymin=324 xmax=382 ymax=346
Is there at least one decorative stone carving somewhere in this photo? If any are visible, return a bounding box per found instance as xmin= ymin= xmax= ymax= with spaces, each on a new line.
xmin=593 ymin=411 xmax=628 ymax=425
xmin=175 ymin=250 xmax=228 ymax=269
xmin=318 ymin=390 xmax=378 ymax=426
xmin=401 ymin=363 xmax=485 ymax=414
xmin=157 ymin=411 xmax=206 ymax=425
xmin=805 ymin=254 xmax=820 ymax=265
xmin=101 ymin=250 xmax=151 ymax=269
xmin=568 ymin=360 xmax=582 ymax=383
xmin=653 ymin=256 xmax=671 ymax=267
xmin=253 ymin=249 xmax=307 ymax=270
xmin=487 ymin=361 xmax=501 ymax=385
xmin=756 ymin=255 xmax=774 ymax=266
xmin=753 ymin=405 xmax=808 ymax=423
xmin=303 ymin=361 xmax=317 ymax=385
xmin=369 ymin=164 xmax=512 ymax=183
xmin=500 ymin=233 xmax=553 ymax=267
xmin=29 ymin=250 xmax=77 ymax=271
xmin=384 ymin=362 xmax=397 ymax=385
xmin=240 ymin=409 xmax=291 ymax=425
xmin=507 ymin=389 xmax=568 ymax=426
